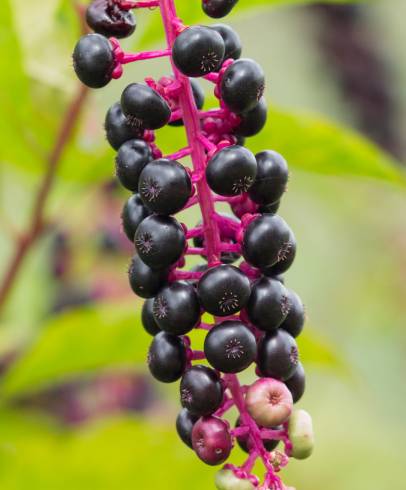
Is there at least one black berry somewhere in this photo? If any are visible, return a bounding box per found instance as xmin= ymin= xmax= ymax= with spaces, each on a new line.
xmin=279 ymin=290 xmax=305 ymax=338
xmin=138 ymin=159 xmax=191 ymax=215
xmin=206 ymin=145 xmax=257 ymax=196
xmin=134 ymin=215 xmax=186 ymax=270
xmin=176 ymin=408 xmax=199 ymax=448
xmin=257 ymin=329 xmax=299 ymax=381
xmin=204 ymin=320 xmax=256 ymax=373
xmin=105 ymin=102 xmax=144 ymax=150
xmin=259 ymin=200 xmax=281 ymax=215
xmin=210 ymin=24 xmax=242 ymax=61
xmin=116 ymin=139 xmax=152 ymax=192
xmin=148 ymin=332 xmax=187 ymax=383
xmin=285 ymin=361 xmax=305 ymax=403
xmin=235 ymin=97 xmax=267 ymax=137
xmin=180 ymin=365 xmax=223 ymax=416
xmin=172 ymin=26 xmax=225 ymax=77
xmin=128 ymin=255 xmax=168 ymax=298
xmin=202 ymin=0 xmax=239 ymax=18
xmin=121 ymin=194 xmax=151 ymax=242
xmin=141 ymin=298 xmax=161 ymax=336
xmin=235 ymin=417 xmax=280 ymax=453
xmin=169 ymin=79 xmax=205 ymax=127
xmin=153 ymin=281 xmax=200 ymax=335
xmin=263 ymin=228 xmax=296 ymax=275
xmin=86 ymin=0 xmax=136 ymax=39
xmin=197 ymin=265 xmax=251 ymax=317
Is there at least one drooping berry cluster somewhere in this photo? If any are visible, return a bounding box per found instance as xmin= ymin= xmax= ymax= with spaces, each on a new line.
xmin=72 ymin=1 xmax=314 ymax=488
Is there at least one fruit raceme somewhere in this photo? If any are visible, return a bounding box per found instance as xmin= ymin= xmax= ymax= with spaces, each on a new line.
xmin=72 ymin=0 xmax=315 ymax=488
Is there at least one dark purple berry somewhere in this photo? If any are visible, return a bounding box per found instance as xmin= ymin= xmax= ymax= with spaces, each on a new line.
xmin=138 ymin=159 xmax=191 ymax=215
xmin=202 ymin=0 xmax=239 ymax=18
xmin=121 ymin=83 xmax=171 ymax=130
xmin=134 ymin=215 xmax=186 ymax=270
xmin=128 ymin=255 xmax=168 ymax=299
xmin=221 ymin=59 xmax=265 ymax=114
xmin=210 ymin=24 xmax=242 ymax=61
xmin=242 ymin=214 xmax=292 ymax=269
xmin=86 ymin=0 xmax=136 ymax=39
xmin=105 ymin=102 xmax=144 ymax=150
xmin=121 ymin=194 xmax=151 ymax=242
xmin=172 ymin=26 xmax=225 ymax=77
xmin=206 ymin=145 xmax=257 ymax=196
xmin=247 ymin=277 xmax=291 ymax=332
xmin=263 ymin=228 xmax=296 ymax=276
xmin=204 ymin=320 xmax=256 ymax=373
xmin=141 ymin=298 xmax=161 ymax=336
xmin=153 ymin=281 xmax=200 ymax=335
xmin=285 ymin=361 xmax=306 ymax=403
xmin=169 ymin=79 xmax=205 ymax=126
xmin=235 ymin=417 xmax=280 ymax=453
xmin=116 ymin=139 xmax=152 ymax=192
xmin=72 ymin=33 xmax=115 ymax=88
xmin=192 ymin=416 xmax=232 ymax=466
xmin=176 ymin=408 xmax=199 ymax=448
xmin=197 ymin=265 xmax=251 ymax=317
xmin=148 ymin=332 xmax=187 ymax=383
xmin=259 ymin=200 xmax=281 ymax=215
xmin=257 ymin=329 xmax=299 ymax=381
xmin=180 ymin=365 xmax=223 ymax=416
xmin=235 ymin=97 xmax=267 ymax=137
xmin=279 ymin=290 xmax=305 ymax=338
xmin=248 ymin=150 xmax=289 ymax=206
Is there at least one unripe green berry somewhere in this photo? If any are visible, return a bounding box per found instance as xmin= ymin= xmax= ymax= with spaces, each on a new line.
xmin=288 ymin=409 xmax=314 ymax=460
xmin=215 ymin=469 xmax=255 ymax=490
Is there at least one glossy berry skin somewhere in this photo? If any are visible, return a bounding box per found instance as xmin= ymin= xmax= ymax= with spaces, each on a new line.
xmin=134 ymin=215 xmax=186 ymax=270
xmin=138 ymin=159 xmax=192 ymax=215
xmin=285 ymin=361 xmax=305 ymax=403
xmin=172 ymin=26 xmax=225 ymax=77
xmin=73 ymin=33 xmax=115 ymax=88
xmin=176 ymin=408 xmax=199 ymax=448
xmin=204 ymin=321 xmax=256 ymax=373
xmin=235 ymin=417 xmax=280 ymax=453
xmin=86 ymin=0 xmax=136 ymax=39
xmin=121 ymin=83 xmax=171 ymax=130
xmin=242 ymin=214 xmax=292 ymax=269
xmin=263 ymin=228 xmax=296 ymax=275
xmin=128 ymin=255 xmax=168 ymax=299
xmin=210 ymin=24 xmax=242 ymax=61
xmin=247 ymin=277 xmax=291 ymax=332
xmin=169 ymin=79 xmax=205 ymax=126
xmin=148 ymin=332 xmax=187 ymax=383
xmin=180 ymin=365 xmax=224 ymax=416
xmin=192 ymin=416 xmax=232 ymax=466
xmin=116 ymin=139 xmax=152 ymax=192
xmin=141 ymin=298 xmax=161 ymax=336
xmin=105 ymin=102 xmax=144 ymax=150
xmin=197 ymin=265 xmax=251 ymax=317
xmin=121 ymin=194 xmax=150 ymax=242
xmin=221 ymin=59 xmax=265 ymax=114
xmin=202 ymin=0 xmax=239 ymax=18
xmin=153 ymin=281 xmax=200 ymax=335
xmin=206 ymin=145 xmax=257 ymax=196
xmin=257 ymin=329 xmax=299 ymax=381
xmin=279 ymin=290 xmax=305 ymax=338
xmin=235 ymin=98 xmax=267 ymax=137
xmin=248 ymin=150 xmax=289 ymax=206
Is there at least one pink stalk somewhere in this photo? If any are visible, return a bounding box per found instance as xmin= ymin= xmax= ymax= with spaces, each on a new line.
xmin=117 ymin=0 xmax=160 ymax=9
xmin=120 ymin=48 xmax=171 ymax=64
xmin=164 ymin=146 xmax=192 ymax=160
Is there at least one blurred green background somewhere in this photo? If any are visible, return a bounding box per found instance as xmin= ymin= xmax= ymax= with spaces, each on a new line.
xmin=0 ymin=0 xmax=405 ymax=489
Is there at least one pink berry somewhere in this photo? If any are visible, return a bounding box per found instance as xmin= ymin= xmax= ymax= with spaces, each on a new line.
xmin=192 ymin=416 xmax=232 ymax=466
xmin=245 ymin=378 xmax=293 ymax=428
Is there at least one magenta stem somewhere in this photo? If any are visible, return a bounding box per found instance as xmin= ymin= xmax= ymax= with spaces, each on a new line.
xmin=121 ymin=48 xmax=171 ymax=64
xmin=185 ymin=247 xmax=205 ymax=255
xmin=191 ymin=350 xmax=206 ymax=361
xmin=185 ymin=226 xmax=203 ymax=239
xmin=199 ymin=109 xmax=227 ymax=118
xmin=164 ymin=146 xmax=192 ymax=160
xmin=118 ymin=0 xmax=160 ymax=8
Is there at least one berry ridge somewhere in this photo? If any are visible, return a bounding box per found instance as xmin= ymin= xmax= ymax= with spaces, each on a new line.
xmin=72 ymin=0 xmax=314 ymax=487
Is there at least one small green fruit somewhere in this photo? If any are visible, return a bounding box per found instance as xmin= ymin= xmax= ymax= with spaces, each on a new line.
xmin=215 ymin=469 xmax=255 ymax=490
xmin=288 ymin=409 xmax=314 ymax=460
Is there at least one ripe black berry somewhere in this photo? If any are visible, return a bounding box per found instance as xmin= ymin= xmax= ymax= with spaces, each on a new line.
xmin=169 ymin=79 xmax=205 ymax=127
xmin=105 ymin=102 xmax=144 ymax=150
xmin=138 ymin=159 xmax=192 ymax=215
xmin=128 ymin=255 xmax=168 ymax=298
xmin=220 ymin=59 xmax=265 ymax=113
xmin=259 ymin=200 xmax=281 ymax=215
xmin=153 ymin=281 xmax=200 ymax=335
xmin=242 ymin=214 xmax=292 ymax=269
xmin=263 ymin=228 xmax=296 ymax=276
xmin=257 ymin=329 xmax=299 ymax=381
xmin=121 ymin=194 xmax=151 ymax=242
xmin=141 ymin=298 xmax=161 ymax=336
xmin=234 ymin=97 xmax=267 ymax=137
xmin=206 ymin=145 xmax=257 ymax=196
xmin=180 ymin=365 xmax=224 ymax=416
xmin=202 ymin=0 xmax=239 ymax=18
xmin=148 ymin=332 xmax=187 ymax=383
xmin=86 ymin=0 xmax=136 ymax=39
xmin=116 ymin=139 xmax=152 ymax=192
xmin=172 ymin=26 xmax=225 ymax=77
xmin=279 ymin=290 xmax=305 ymax=338
xmin=176 ymin=408 xmax=199 ymax=448
xmin=192 ymin=416 xmax=232 ymax=466
xmin=247 ymin=277 xmax=291 ymax=332
xmin=197 ymin=265 xmax=251 ymax=317
xmin=248 ymin=150 xmax=289 ymax=206
xmin=121 ymin=83 xmax=171 ymax=130
xmin=285 ymin=361 xmax=305 ymax=403
xmin=134 ymin=215 xmax=186 ymax=270
xmin=235 ymin=417 xmax=280 ymax=453
xmin=72 ymin=33 xmax=115 ymax=88
xmin=204 ymin=321 xmax=256 ymax=373
xmin=210 ymin=24 xmax=242 ymax=61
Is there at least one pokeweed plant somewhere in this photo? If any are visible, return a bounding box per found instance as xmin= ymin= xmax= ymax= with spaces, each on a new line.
xmin=72 ymin=0 xmax=314 ymax=488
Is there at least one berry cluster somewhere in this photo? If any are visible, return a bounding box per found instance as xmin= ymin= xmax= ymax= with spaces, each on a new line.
xmin=72 ymin=1 xmax=314 ymax=488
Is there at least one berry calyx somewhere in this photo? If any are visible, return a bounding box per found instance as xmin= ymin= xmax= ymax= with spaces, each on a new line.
xmin=192 ymin=416 xmax=232 ymax=466
xmin=176 ymin=408 xmax=199 ymax=448
xmin=148 ymin=332 xmax=187 ymax=383
xmin=128 ymin=255 xmax=168 ymax=298
xmin=257 ymin=329 xmax=299 ymax=381
xmin=262 ymin=228 xmax=296 ymax=276
xmin=86 ymin=0 xmax=136 ymax=39
xmin=115 ymin=139 xmax=153 ymax=192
